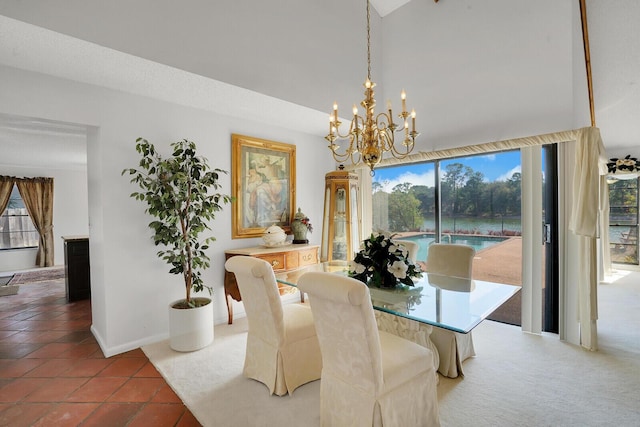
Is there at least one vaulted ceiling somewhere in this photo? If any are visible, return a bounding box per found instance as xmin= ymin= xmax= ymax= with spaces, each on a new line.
xmin=0 ymin=0 xmax=638 ymax=169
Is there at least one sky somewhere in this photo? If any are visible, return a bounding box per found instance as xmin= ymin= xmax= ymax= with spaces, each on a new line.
xmin=372 ymin=151 xmax=522 ymax=193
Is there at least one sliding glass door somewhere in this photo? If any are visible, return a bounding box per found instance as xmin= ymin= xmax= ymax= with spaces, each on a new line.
xmin=372 ymin=151 xmax=524 ymax=326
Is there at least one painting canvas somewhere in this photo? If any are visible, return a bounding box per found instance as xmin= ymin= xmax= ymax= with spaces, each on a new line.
xmin=231 ymin=134 xmax=296 ymax=239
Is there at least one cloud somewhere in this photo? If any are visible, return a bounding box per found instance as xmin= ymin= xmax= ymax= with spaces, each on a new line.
xmin=496 ymin=165 xmax=521 ymax=182
xmin=374 ymin=170 xmax=435 ymax=192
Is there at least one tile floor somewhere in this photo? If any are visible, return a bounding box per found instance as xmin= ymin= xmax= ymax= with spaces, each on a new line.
xmin=0 ymin=276 xmax=201 ymax=426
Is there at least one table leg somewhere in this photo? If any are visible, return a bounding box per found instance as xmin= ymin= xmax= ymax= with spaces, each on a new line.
xmin=226 ymin=293 xmax=233 ymax=324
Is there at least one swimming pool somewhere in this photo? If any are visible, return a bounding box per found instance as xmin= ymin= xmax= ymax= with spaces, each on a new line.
xmin=402 ymin=234 xmax=508 ymax=261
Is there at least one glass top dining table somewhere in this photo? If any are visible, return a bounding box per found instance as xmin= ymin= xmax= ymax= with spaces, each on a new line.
xmin=275 ymin=262 xmax=520 ymax=334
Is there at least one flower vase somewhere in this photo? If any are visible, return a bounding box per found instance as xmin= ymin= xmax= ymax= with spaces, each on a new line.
xmin=292 ymin=220 xmax=308 ymax=244
xmin=291 ymin=207 xmax=310 ymax=244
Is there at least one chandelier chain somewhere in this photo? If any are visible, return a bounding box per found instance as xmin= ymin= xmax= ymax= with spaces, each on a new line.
xmin=366 ymin=0 xmax=371 ymax=81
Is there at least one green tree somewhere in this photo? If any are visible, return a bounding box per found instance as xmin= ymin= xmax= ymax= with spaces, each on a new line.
xmin=387 ymin=183 xmax=423 ymax=231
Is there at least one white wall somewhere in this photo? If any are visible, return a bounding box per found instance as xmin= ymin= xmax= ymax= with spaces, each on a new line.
xmin=0 ymin=64 xmax=333 ymax=356
xmin=381 ymin=0 xmax=581 ymax=151
xmin=0 ymin=165 xmax=88 ymax=272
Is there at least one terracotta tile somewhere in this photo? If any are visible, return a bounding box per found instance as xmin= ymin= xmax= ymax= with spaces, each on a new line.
xmin=97 ymin=357 xmax=146 ymax=377
xmin=58 ymin=342 xmax=101 ymax=359
xmin=23 ymin=359 xmax=77 ymax=377
xmin=134 ymin=361 xmax=162 ymax=377
xmin=54 ymin=330 xmax=93 ymax=343
xmin=0 ymin=377 xmax=49 ymax=402
xmin=24 ymin=343 xmax=77 ymax=359
xmin=26 ymin=311 xmax=65 ymax=321
xmin=107 ymin=377 xmax=165 ymax=403
xmin=3 ymin=310 xmax=40 ymax=321
xmin=0 ymin=319 xmax=23 ymax=330
xmin=151 ymin=384 xmax=182 ymax=403
xmin=23 ymin=377 xmax=88 ymax=402
xmin=127 ymin=403 xmax=187 ymax=427
xmin=80 ymin=402 xmax=143 ymax=427
xmin=0 ymin=331 xmax=43 ymax=344
xmin=0 ymin=358 xmax=45 ymax=377
xmin=30 ymin=330 xmax=69 ymax=343
xmin=0 ymin=343 xmax=44 ymax=359
xmin=53 ymin=319 xmax=92 ymax=331
xmin=0 ymin=403 xmax=56 ymax=427
xmin=19 ymin=320 xmax=65 ymax=332
xmin=116 ymin=348 xmax=146 ymax=358
xmin=31 ymin=402 xmax=99 ymax=426
xmin=59 ymin=358 xmax=113 ymax=377
xmin=176 ymin=409 xmax=203 ymax=427
xmin=65 ymin=377 xmax=128 ymax=402
xmin=0 ymin=330 xmax=18 ymax=339
xmin=0 ymin=310 xmax=22 ymax=320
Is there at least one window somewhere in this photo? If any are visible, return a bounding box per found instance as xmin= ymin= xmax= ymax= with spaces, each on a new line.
xmin=0 ymin=185 xmax=39 ymax=249
xmin=608 ymin=177 xmax=639 ymax=265
xmin=372 ymin=151 xmax=522 ymax=240
xmin=372 ymin=151 xmax=524 ymax=326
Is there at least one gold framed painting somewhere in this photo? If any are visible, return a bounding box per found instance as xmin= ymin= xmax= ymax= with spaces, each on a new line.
xmin=231 ymin=134 xmax=296 ymax=239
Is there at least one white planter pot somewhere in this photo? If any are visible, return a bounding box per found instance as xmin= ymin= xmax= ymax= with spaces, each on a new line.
xmin=169 ymin=297 xmax=214 ymax=352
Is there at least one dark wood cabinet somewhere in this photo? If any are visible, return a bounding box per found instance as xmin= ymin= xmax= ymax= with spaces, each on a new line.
xmin=62 ymin=236 xmax=90 ymax=302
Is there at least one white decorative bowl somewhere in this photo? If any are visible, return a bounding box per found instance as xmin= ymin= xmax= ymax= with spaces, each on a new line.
xmin=262 ymin=225 xmax=287 ymax=247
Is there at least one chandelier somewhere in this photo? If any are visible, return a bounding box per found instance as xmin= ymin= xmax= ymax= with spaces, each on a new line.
xmin=325 ymin=0 xmax=419 ymax=175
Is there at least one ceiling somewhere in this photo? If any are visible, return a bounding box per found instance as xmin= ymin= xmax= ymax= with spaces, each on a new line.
xmin=0 ymin=0 xmax=638 ymax=169
xmin=367 ymin=0 xmax=639 ymax=158
xmin=370 ymin=0 xmax=412 ymax=17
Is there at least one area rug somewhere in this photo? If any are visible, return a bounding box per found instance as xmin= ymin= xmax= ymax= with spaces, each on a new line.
xmin=144 ymin=275 xmax=640 ymax=427
xmin=143 ymin=317 xmax=321 ymax=426
xmin=8 ymin=266 xmax=65 ymax=285
xmin=0 ymin=274 xmax=19 ymax=297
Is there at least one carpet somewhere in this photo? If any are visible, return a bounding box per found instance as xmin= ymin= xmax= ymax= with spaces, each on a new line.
xmin=8 ymin=266 xmax=65 ymax=285
xmin=144 ymin=272 xmax=640 ymax=427
xmin=0 ymin=274 xmax=19 ymax=297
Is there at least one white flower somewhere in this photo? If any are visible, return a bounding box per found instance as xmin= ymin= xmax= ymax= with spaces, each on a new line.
xmin=388 ymin=260 xmax=408 ymax=279
xmin=349 ymin=261 xmax=366 ymax=275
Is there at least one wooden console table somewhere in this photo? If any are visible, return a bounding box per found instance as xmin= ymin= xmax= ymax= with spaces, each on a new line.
xmin=224 ymin=244 xmax=319 ymax=324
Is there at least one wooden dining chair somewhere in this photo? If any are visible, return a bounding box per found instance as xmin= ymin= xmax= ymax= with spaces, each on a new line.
xmin=298 ymin=272 xmax=440 ymax=427
xmin=224 ymin=256 xmax=322 ymax=396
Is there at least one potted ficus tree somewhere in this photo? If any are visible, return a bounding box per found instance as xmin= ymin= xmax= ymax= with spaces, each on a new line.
xmin=123 ymin=137 xmax=232 ymax=351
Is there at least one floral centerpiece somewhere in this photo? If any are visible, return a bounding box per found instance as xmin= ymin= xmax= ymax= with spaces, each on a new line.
xmin=349 ymin=232 xmax=422 ymax=289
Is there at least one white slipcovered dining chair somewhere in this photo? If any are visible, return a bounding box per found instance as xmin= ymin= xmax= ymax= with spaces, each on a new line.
xmin=298 ymin=272 xmax=440 ymax=427
xmin=426 ymin=243 xmax=476 ymax=378
xmin=373 ymin=238 xmax=440 ymax=374
xmin=224 ymin=256 xmax=322 ymax=396
xmin=393 ymin=239 xmax=420 ymax=264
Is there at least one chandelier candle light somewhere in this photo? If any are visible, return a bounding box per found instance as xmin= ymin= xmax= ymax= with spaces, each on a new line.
xmin=325 ymin=0 xmax=419 ymax=175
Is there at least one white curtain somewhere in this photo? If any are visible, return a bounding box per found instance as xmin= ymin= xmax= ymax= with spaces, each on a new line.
xmin=520 ymin=147 xmax=542 ymax=335
xmin=567 ymin=127 xmax=607 ymax=350
xmin=345 ymin=127 xmax=608 ymax=349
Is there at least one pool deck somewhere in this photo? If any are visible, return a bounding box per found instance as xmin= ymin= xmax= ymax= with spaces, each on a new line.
xmin=398 ymin=233 xmax=524 ymax=324
xmin=472 ymin=236 xmax=523 ymax=286
xmin=397 ymin=232 xmax=524 ymax=286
